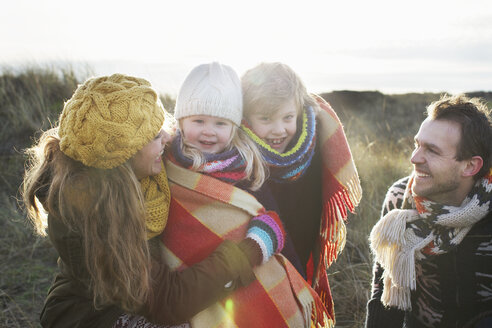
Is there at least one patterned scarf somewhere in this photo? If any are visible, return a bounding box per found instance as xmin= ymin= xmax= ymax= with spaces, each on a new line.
xmin=241 ymin=105 xmax=316 ymax=182
xmin=242 ymin=95 xmax=362 ymax=320
xmin=161 ymin=160 xmax=333 ymax=328
xmin=168 ymin=131 xmax=248 ymax=185
xmin=140 ymin=161 xmax=171 ymax=239
xmin=370 ymin=170 xmax=492 ymax=310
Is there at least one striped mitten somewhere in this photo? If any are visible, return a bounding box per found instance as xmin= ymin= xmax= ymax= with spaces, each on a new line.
xmin=241 ymin=211 xmax=286 ymax=265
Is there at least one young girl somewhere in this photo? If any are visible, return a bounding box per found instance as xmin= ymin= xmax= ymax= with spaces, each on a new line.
xmin=161 ymin=62 xmax=331 ymax=327
xmin=22 ymin=74 xmax=262 ymax=328
xmin=241 ymin=62 xmax=363 ymax=324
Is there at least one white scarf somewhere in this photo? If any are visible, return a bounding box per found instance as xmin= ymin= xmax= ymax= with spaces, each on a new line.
xmin=369 ymin=171 xmax=492 ymax=310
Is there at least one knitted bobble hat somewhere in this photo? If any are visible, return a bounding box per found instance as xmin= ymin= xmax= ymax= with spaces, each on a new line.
xmin=59 ymin=74 xmax=165 ymax=169
xmin=174 ymin=62 xmax=243 ymax=126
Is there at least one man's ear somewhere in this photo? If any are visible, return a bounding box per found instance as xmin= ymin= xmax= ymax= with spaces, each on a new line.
xmin=463 ymin=156 xmax=483 ymax=177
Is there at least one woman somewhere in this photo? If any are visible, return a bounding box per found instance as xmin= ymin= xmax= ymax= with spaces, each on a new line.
xmin=22 ymin=74 xmax=262 ymax=327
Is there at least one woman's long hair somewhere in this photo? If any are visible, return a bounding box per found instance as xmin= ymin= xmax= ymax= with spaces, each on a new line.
xmin=22 ymin=128 xmax=153 ymax=312
xmin=180 ymin=124 xmax=267 ymax=190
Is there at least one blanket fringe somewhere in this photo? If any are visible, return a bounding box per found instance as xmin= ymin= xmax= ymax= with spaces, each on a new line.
xmin=310 ymin=288 xmax=335 ymax=328
xmin=309 ymin=269 xmax=335 ymax=328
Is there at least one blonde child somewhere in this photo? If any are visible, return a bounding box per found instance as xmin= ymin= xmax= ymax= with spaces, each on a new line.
xmin=161 ymin=62 xmax=331 ymax=327
xmin=168 ymin=62 xmax=284 ymax=266
xmin=241 ymin=62 xmax=363 ymax=324
xmin=22 ymin=74 xmax=261 ymax=328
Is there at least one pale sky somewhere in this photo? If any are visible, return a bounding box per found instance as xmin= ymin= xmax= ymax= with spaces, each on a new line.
xmin=2 ymin=0 xmax=492 ymax=95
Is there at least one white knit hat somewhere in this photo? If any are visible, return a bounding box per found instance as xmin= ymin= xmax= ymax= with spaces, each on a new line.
xmin=174 ymin=62 xmax=243 ymax=126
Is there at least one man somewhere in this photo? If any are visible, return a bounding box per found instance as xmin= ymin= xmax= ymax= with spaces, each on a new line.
xmin=366 ymin=94 xmax=492 ymax=328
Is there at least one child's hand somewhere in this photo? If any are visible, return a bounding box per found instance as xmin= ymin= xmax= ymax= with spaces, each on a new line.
xmin=245 ymin=211 xmax=286 ymax=264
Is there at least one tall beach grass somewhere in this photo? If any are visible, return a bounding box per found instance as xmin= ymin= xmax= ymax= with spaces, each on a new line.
xmin=1 ymin=66 xmax=491 ymax=327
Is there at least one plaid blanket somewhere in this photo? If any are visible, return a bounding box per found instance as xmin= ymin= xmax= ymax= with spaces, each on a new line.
xmin=160 ymin=160 xmax=332 ymax=328
xmin=303 ymin=95 xmax=362 ymax=318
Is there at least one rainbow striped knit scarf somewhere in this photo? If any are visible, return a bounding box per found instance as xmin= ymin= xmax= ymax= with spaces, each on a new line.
xmin=242 ymin=105 xmax=316 ymax=182
xmin=370 ymin=169 xmax=492 ymax=310
xmin=168 ymin=131 xmax=247 ymax=185
xmin=242 ymin=95 xmax=362 ymax=320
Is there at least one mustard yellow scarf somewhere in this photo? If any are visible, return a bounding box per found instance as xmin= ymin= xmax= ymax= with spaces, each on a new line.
xmin=140 ymin=161 xmax=171 ymax=239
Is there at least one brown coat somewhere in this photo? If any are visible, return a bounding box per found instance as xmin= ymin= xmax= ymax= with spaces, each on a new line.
xmin=40 ymin=213 xmax=255 ymax=327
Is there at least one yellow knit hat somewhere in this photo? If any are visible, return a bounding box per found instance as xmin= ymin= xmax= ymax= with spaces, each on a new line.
xmin=59 ymin=74 xmax=165 ymax=169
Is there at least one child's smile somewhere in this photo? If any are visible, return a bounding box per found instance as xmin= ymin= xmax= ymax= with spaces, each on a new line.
xmin=246 ymin=98 xmax=299 ymax=153
xmin=266 ymin=137 xmax=289 ymax=150
xmin=197 ymin=138 xmax=219 ymax=151
xmin=181 ymin=115 xmax=234 ymax=154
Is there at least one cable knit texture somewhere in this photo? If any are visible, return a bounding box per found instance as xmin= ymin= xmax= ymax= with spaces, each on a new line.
xmin=59 ymin=74 xmax=165 ymax=169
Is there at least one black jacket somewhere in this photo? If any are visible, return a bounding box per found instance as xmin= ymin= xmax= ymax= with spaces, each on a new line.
xmin=366 ymin=177 xmax=492 ymax=328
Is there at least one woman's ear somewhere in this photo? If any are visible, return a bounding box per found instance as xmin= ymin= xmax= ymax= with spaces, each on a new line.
xmin=462 ymin=156 xmax=483 ymax=177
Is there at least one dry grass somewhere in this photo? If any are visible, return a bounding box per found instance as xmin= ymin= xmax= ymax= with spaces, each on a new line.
xmin=329 ymin=136 xmax=413 ymax=327
xmin=1 ymin=66 xmax=491 ymax=327
xmin=0 ymin=66 xmax=81 ymax=328
xmin=0 ymin=190 xmax=58 ymax=328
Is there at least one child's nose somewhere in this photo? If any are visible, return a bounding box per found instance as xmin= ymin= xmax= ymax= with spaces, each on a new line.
xmin=272 ymin=122 xmax=285 ymax=134
xmin=203 ymin=125 xmax=216 ymax=135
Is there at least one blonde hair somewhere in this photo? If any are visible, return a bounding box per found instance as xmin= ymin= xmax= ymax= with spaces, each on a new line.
xmin=179 ymin=122 xmax=267 ymax=190
xmin=241 ymin=62 xmax=319 ymax=119
xmin=22 ymin=128 xmax=154 ymax=312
